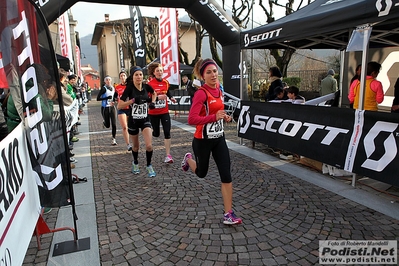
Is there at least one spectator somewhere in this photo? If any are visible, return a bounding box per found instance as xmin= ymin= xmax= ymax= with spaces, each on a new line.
xmin=181 ymin=75 xmax=192 ymax=89
xmin=265 ymin=66 xmax=283 ymax=101
xmin=285 ymin=86 xmax=305 ymax=104
xmin=273 ymin=86 xmax=288 ymax=100
xmin=391 ymin=77 xmax=399 ymax=113
xmin=187 ymin=78 xmax=200 ymax=104
xmin=348 ymin=61 xmax=384 ymax=111
xmin=349 ymin=65 xmax=361 ymax=108
xmin=350 ymin=64 xmax=362 ymax=85
xmin=86 ymin=82 xmax=92 ymax=101
xmin=320 ymin=69 xmax=338 ymax=96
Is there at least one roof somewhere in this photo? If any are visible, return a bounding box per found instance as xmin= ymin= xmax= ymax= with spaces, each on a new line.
xmin=240 ymin=0 xmax=399 ymax=50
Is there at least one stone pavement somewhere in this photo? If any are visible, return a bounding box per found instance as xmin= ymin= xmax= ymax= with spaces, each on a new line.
xmin=24 ymin=99 xmax=399 ymax=265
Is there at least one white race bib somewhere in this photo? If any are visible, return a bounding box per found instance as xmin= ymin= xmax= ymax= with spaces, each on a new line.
xmin=205 ymin=120 xmax=224 ymax=139
xmin=155 ymin=99 xmax=166 ymax=109
xmin=131 ymin=103 xmax=148 ymax=119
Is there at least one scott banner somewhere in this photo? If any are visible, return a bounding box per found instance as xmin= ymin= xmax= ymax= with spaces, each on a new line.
xmin=238 ymin=101 xmax=399 ymax=187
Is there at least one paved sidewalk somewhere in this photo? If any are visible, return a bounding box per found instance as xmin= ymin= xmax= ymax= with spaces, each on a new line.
xmin=24 ymin=100 xmax=399 ymax=265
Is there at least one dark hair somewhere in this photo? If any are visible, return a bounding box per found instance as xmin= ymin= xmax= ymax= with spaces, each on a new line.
xmin=274 ymin=86 xmax=284 ymax=95
xmin=286 ymin=86 xmax=299 ymax=96
xmin=367 ymin=61 xmax=381 ymax=76
xmin=269 ymin=66 xmax=282 ymax=78
xmin=129 ymin=66 xmax=142 ymax=77
xmin=58 ymin=68 xmax=67 ymax=79
xmin=67 ymin=74 xmax=77 ymax=80
xmin=119 ymin=71 xmax=127 ymax=76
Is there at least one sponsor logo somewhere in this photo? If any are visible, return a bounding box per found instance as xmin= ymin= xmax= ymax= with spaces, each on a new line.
xmin=135 ymin=49 xmax=145 ymax=57
xmin=238 ymin=105 xmax=398 ymax=172
xmin=168 ymin=96 xmax=191 ymax=105
xmin=35 ymin=0 xmax=49 ymax=7
xmin=361 ymin=121 xmax=398 ymax=172
xmin=199 ymin=0 xmax=238 ymax=32
xmin=376 ymin=0 xmax=395 ymax=16
xmin=131 ymin=6 xmax=144 ymax=57
xmin=243 ymin=28 xmax=283 ymax=47
xmin=231 ymin=61 xmax=248 ymax=79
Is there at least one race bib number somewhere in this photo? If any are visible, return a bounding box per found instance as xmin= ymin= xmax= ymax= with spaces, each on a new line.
xmin=132 ymin=103 xmax=148 ymax=119
xmin=107 ymin=98 xmax=112 ymax=106
xmin=155 ymin=99 xmax=166 ymax=109
xmin=206 ymin=120 xmax=224 ymax=139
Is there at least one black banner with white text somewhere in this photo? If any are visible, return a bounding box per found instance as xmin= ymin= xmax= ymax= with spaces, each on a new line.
xmin=129 ymin=5 xmax=146 ymax=68
xmin=238 ymin=101 xmax=399 ymax=186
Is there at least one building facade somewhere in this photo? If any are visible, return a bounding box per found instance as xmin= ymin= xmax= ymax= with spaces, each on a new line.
xmin=91 ymin=14 xmax=197 ymax=85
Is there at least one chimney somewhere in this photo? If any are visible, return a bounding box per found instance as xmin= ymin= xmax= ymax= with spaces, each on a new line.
xmin=105 ymin=14 xmax=109 ymax=22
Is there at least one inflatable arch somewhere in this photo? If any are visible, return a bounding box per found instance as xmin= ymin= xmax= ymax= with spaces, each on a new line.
xmin=38 ymin=0 xmax=243 ymax=97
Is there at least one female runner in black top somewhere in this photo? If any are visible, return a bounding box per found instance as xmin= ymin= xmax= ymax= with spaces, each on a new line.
xmin=118 ymin=66 xmax=157 ymax=177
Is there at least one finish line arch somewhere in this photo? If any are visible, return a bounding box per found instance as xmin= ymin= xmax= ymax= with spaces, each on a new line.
xmin=39 ymin=0 xmax=243 ymax=98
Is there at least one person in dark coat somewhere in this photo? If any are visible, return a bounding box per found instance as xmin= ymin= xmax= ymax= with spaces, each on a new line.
xmin=265 ymin=66 xmax=283 ymax=101
xmin=391 ymin=77 xmax=399 ymax=113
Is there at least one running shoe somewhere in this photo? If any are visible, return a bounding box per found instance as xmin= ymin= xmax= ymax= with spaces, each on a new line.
xmin=223 ymin=210 xmax=242 ymax=225
xmin=112 ymin=138 xmax=117 ymax=145
xmin=131 ymin=162 xmax=140 ymax=174
xmin=43 ymin=207 xmax=52 ymax=214
xmin=181 ymin=153 xmax=192 ymax=172
xmin=71 ymin=137 xmax=79 ymax=142
xmin=70 ymin=157 xmax=78 ymax=163
xmin=164 ymin=154 xmax=174 ymax=164
xmin=127 ymin=144 xmax=132 ymax=151
xmin=146 ymin=165 xmax=156 ymax=177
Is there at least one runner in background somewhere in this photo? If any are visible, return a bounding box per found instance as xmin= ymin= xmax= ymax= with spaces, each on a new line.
xmin=147 ymin=63 xmax=177 ymax=164
xmin=115 ymin=71 xmax=132 ymax=152
xmin=97 ymin=76 xmax=118 ymax=145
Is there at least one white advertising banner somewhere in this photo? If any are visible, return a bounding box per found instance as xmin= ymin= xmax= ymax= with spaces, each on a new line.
xmin=0 ymin=123 xmax=41 ymax=266
xmin=159 ymin=8 xmax=180 ymax=85
xmin=58 ymin=11 xmax=74 ymax=71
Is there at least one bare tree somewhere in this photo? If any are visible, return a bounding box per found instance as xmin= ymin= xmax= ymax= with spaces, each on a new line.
xmin=180 ymin=17 xmax=206 ymax=68
xmin=208 ymin=0 xmax=314 ymax=77
xmin=114 ymin=17 xmax=159 ymax=69
xmin=257 ymin=0 xmax=313 ymax=77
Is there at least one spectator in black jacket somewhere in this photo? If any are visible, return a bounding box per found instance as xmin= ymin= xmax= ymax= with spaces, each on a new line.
xmin=265 ymin=66 xmax=283 ymax=101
